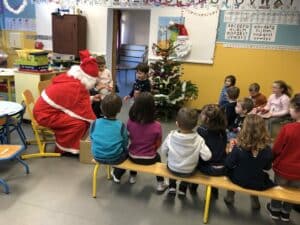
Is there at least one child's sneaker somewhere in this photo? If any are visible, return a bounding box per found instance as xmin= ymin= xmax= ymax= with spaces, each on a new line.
xmin=129 ymin=175 xmax=136 ymax=184
xmin=178 ymin=190 xmax=186 ymax=197
xmin=168 ymin=187 xmax=176 ymax=195
xmin=156 ymin=182 xmax=167 ymax=192
xmin=250 ymin=196 xmax=261 ymax=210
xmin=224 ymin=191 xmax=235 ymax=205
xmin=266 ymin=203 xmax=280 ymax=220
xmin=110 ymin=170 xmax=120 ymax=183
xmin=280 ymin=212 xmax=290 ymax=222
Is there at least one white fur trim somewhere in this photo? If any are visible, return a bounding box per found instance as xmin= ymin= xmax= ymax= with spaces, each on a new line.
xmin=67 ymin=65 xmax=97 ymax=90
xmin=56 ymin=142 xmax=79 ymax=154
xmin=41 ymin=91 xmax=94 ymax=123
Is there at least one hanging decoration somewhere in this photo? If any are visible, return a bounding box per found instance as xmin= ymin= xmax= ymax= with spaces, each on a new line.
xmin=3 ymin=0 xmax=28 ymax=15
xmin=31 ymin=0 xmax=299 ymax=11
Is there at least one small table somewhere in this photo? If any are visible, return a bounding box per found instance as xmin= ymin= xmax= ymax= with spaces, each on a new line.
xmin=0 ymin=68 xmax=16 ymax=101
xmin=0 ymin=101 xmax=23 ymax=116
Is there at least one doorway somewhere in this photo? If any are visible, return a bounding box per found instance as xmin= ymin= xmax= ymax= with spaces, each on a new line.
xmin=110 ymin=9 xmax=151 ymax=98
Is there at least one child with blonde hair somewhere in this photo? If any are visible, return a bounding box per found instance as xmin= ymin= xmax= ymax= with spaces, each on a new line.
xmin=162 ymin=107 xmax=211 ymax=196
xmin=267 ymin=94 xmax=300 ymax=222
xmin=258 ymin=80 xmax=292 ymax=131
xmin=224 ymin=114 xmax=274 ymax=209
xmin=90 ymin=56 xmax=113 ymax=118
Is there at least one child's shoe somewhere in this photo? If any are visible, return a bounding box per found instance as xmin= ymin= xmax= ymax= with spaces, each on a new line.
xmin=280 ymin=212 xmax=290 ymax=222
xmin=178 ymin=190 xmax=186 ymax=197
xmin=250 ymin=196 xmax=261 ymax=210
xmin=156 ymin=181 xmax=167 ymax=193
xmin=266 ymin=203 xmax=280 ymax=220
xmin=224 ymin=191 xmax=235 ymax=205
xmin=211 ymin=188 xmax=219 ymax=200
xmin=111 ymin=170 xmax=120 ymax=183
xmin=129 ymin=175 xmax=136 ymax=184
xmin=168 ymin=187 xmax=176 ymax=195
xmin=188 ymin=184 xmax=198 ymax=195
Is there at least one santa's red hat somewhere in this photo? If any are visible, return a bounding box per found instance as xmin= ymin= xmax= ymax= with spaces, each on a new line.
xmin=80 ymin=57 xmax=99 ymax=78
xmin=79 ymin=49 xmax=91 ymax=61
xmin=177 ymin=24 xmax=188 ymax=36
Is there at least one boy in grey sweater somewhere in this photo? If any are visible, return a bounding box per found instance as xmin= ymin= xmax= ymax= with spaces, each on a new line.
xmin=161 ymin=107 xmax=211 ymax=196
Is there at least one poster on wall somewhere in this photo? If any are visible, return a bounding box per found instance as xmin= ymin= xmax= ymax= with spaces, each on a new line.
xmin=250 ymin=24 xmax=277 ymax=42
xmin=218 ymin=10 xmax=300 ymax=50
xmin=157 ymin=16 xmax=184 ymax=49
xmin=225 ymin=23 xmax=250 ymax=41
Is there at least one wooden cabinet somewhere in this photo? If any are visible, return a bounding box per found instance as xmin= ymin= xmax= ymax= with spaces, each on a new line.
xmin=52 ymin=14 xmax=87 ymax=57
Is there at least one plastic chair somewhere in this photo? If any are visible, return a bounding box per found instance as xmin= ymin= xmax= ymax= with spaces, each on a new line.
xmin=21 ymin=89 xmax=60 ymax=159
xmin=8 ymin=101 xmax=27 ymax=146
xmin=0 ymin=114 xmax=9 ymax=144
xmin=38 ymin=79 xmax=52 ymax=95
xmin=0 ymin=145 xmax=29 ymax=193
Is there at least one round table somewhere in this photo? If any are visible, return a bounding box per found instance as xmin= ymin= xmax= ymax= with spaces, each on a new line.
xmin=0 ymin=101 xmax=23 ymax=116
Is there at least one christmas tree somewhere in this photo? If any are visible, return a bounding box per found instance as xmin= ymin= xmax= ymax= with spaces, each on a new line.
xmin=150 ymin=43 xmax=198 ymax=119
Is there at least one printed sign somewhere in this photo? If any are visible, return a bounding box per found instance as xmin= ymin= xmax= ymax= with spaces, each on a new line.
xmin=225 ymin=23 xmax=250 ymax=41
xmin=250 ymin=24 xmax=277 ymax=42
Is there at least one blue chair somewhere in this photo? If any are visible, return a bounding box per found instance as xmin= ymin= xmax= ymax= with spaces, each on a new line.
xmin=0 ymin=114 xmax=9 ymax=144
xmin=8 ymin=102 xmax=27 ymax=146
xmin=0 ymin=145 xmax=29 ymax=194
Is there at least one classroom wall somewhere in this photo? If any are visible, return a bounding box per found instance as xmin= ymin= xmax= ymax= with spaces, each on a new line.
xmin=182 ymin=43 xmax=300 ymax=108
xmin=121 ymin=10 xmax=150 ymax=46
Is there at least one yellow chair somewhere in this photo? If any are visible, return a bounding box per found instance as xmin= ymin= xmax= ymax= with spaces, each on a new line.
xmin=38 ymin=79 xmax=52 ymax=95
xmin=92 ymin=162 xmax=112 ymax=198
xmin=21 ymin=89 xmax=60 ymax=159
xmin=0 ymin=145 xmax=29 ymax=193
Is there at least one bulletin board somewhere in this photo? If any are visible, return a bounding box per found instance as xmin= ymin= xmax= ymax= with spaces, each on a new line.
xmin=148 ymin=7 xmax=220 ymax=64
xmin=217 ymin=10 xmax=300 ymax=50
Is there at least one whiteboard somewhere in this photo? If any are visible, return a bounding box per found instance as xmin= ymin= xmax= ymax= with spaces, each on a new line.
xmin=148 ymin=7 xmax=220 ymax=64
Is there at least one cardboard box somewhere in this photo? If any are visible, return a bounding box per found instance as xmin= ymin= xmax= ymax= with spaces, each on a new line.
xmin=79 ymin=139 xmax=94 ymax=164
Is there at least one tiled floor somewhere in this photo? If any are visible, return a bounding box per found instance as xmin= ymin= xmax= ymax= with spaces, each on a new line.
xmin=1 ymin=103 xmax=300 ymax=225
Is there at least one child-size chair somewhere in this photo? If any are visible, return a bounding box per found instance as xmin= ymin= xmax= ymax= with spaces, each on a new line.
xmin=21 ymin=89 xmax=60 ymax=159
xmin=0 ymin=114 xmax=9 ymax=144
xmin=0 ymin=145 xmax=29 ymax=193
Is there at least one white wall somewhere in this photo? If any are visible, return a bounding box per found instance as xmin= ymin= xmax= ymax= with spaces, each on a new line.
xmin=121 ymin=10 xmax=150 ymax=45
xmin=35 ymin=3 xmax=108 ymax=55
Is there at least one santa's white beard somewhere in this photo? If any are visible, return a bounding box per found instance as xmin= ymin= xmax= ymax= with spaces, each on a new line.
xmin=67 ymin=65 xmax=97 ymax=90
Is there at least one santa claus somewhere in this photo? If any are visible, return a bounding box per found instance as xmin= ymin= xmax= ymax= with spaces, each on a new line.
xmin=33 ymin=50 xmax=99 ymax=155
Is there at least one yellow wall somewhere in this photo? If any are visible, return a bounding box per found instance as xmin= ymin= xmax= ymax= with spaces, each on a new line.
xmin=182 ymin=43 xmax=300 ymax=108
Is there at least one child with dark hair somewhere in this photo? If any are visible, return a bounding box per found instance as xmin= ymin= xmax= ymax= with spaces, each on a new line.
xmin=90 ymin=94 xmax=128 ymax=165
xmin=222 ymin=86 xmax=240 ymax=128
xmin=124 ymin=63 xmax=151 ymax=101
xmin=112 ymin=92 xmax=167 ymax=192
xmin=219 ymin=75 xmax=236 ymax=107
xmin=227 ymin=97 xmax=254 ymax=140
xmin=162 ymin=107 xmax=211 ymax=196
xmin=190 ymin=104 xmax=227 ymax=197
xmin=248 ymin=83 xmax=267 ymax=109
xmin=267 ymin=94 xmax=300 ymax=222
xmin=224 ymin=114 xmax=274 ymax=210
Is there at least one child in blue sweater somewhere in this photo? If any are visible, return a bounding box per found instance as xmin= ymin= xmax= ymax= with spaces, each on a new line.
xmin=90 ymin=94 xmax=128 ymax=165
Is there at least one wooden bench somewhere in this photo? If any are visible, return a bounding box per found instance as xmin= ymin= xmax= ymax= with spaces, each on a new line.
xmin=116 ymin=44 xmax=148 ymax=83
xmin=92 ymin=160 xmax=300 ymax=224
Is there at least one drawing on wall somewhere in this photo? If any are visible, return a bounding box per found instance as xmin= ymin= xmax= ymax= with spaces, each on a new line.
xmin=157 ymin=16 xmax=192 ymax=58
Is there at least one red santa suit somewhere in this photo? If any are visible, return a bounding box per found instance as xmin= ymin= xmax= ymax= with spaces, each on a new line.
xmin=33 ymin=53 xmax=99 ymax=154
